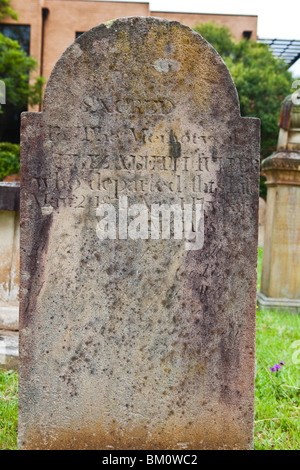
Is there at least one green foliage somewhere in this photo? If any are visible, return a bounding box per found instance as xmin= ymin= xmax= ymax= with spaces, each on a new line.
xmin=260 ymin=175 xmax=267 ymax=200
xmin=193 ymin=23 xmax=293 ymax=159
xmin=0 ymin=33 xmax=44 ymax=112
xmin=0 ymin=369 xmax=18 ymax=450
xmin=0 ymin=0 xmax=18 ymax=21
xmin=0 ymin=142 xmax=20 ymax=179
xmin=193 ymin=22 xmax=235 ymax=57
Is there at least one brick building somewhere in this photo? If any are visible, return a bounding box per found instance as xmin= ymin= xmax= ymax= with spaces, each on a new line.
xmin=1 ymin=1 xmax=257 ymax=83
xmin=0 ymin=1 xmax=257 ymax=141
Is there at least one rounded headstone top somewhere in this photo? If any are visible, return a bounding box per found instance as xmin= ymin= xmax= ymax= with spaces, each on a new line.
xmin=43 ymin=16 xmax=240 ymax=122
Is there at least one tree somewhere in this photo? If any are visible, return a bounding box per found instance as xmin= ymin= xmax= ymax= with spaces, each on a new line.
xmin=193 ymin=23 xmax=293 ymax=159
xmin=0 ymin=0 xmax=44 ymax=147
xmin=193 ymin=22 xmax=235 ymax=58
xmin=0 ymin=0 xmax=18 ymax=21
xmin=0 ymin=33 xmax=44 ymax=110
xmin=0 ymin=0 xmax=44 ymax=180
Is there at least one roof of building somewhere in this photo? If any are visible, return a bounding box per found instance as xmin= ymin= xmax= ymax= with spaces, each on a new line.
xmin=258 ymin=38 xmax=300 ymax=68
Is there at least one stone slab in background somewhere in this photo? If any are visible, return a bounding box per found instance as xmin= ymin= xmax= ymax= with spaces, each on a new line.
xmin=258 ymin=197 xmax=266 ymax=247
xmin=19 ymin=17 xmax=260 ymax=450
xmin=0 ymin=304 xmax=19 ymax=331
xmin=257 ymin=291 xmax=300 ymax=314
xmin=0 ymin=183 xmax=20 ymax=212
xmin=0 ymin=211 xmax=20 ymax=303
xmin=0 ymin=330 xmax=19 ymax=370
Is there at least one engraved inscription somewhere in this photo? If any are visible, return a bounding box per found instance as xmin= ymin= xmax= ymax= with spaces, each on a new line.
xmin=81 ymin=97 xmax=175 ymax=115
xmin=27 ymin=122 xmax=258 ymax=212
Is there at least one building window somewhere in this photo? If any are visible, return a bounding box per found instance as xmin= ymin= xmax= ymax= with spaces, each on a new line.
xmin=243 ymin=31 xmax=252 ymax=40
xmin=0 ymin=25 xmax=31 ymax=143
xmin=0 ymin=24 xmax=30 ymax=54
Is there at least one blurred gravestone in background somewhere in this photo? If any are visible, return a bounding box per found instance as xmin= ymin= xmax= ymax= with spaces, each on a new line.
xmin=258 ymin=95 xmax=300 ymax=313
xmin=258 ymin=197 xmax=266 ymax=246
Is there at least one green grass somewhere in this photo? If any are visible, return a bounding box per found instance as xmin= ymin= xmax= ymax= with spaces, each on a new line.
xmin=255 ymin=310 xmax=300 ymax=449
xmin=0 ymin=248 xmax=299 ymax=450
xmin=254 ymin=248 xmax=300 ymax=450
xmin=0 ymin=369 xmax=18 ymax=450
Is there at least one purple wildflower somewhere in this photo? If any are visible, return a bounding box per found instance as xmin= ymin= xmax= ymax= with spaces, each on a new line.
xmin=270 ymin=367 xmax=276 ymax=372
xmin=274 ymin=364 xmax=282 ymax=370
xmin=280 ymin=361 xmax=285 ymax=365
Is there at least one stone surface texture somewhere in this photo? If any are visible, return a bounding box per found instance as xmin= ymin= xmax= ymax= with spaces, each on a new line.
xmin=19 ymin=17 xmax=260 ymax=450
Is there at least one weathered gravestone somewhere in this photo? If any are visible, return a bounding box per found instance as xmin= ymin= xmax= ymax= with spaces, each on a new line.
xmin=19 ymin=17 xmax=260 ymax=450
xmin=258 ymin=95 xmax=300 ymax=313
